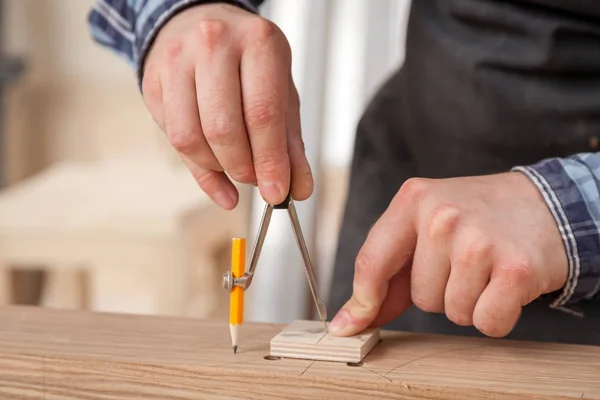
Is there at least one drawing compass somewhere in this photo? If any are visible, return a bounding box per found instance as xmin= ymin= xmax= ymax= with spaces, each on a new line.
xmin=222 ymin=192 xmax=328 ymax=332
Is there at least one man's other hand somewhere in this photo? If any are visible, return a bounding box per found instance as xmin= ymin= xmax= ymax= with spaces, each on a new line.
xmin=329 ymin=172 xmax=569 ymax=338
xmin=142 ymin=3 xmax=313 ymax=209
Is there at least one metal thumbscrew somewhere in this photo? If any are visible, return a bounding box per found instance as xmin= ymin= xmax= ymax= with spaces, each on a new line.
xmin=222 ymin=271 xmax=233 ymax=292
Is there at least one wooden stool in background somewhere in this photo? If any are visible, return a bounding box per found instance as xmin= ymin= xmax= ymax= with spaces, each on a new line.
xmin=0 ymin=160 xmax=249 ymax=318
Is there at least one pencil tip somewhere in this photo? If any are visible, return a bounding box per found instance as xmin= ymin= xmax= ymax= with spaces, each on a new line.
xmin=233 ymin=345 xmax=237 ymax=354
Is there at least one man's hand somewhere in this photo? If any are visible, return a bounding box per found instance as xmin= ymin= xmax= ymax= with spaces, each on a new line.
xmin=142 ymin=3 xmax=313 ymax=209
xmin=329 ymin=172 xmax=569 ymax=338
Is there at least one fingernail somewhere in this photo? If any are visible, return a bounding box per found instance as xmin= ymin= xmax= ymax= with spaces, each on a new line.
xmin=329 ymin=309 xmax=352 ymax=336
xmin=260 ymin=181 xmax=284 ymax=204
xmin=213 ymin=190 xmax=236 ymax=210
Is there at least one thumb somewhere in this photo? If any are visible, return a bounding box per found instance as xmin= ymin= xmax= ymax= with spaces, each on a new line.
xmin=329 ymin=194 xmax=417 ymax=336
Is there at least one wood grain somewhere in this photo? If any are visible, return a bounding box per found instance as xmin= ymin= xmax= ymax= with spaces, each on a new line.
xmin=270 ymin=320 xmax=380 ymax=362
xmin=0 ymin=305 xmax=599 ymax=399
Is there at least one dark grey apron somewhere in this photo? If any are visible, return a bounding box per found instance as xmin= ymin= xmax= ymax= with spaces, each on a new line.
xmin=328 ymin=0 xmax=600 ymax=345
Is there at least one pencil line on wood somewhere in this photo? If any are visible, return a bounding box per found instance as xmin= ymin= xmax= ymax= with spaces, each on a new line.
xmin=315 ymin=333 xmax=326 ymax=345
xmin=300 ymin=361 xmax=315 ymax=376
xmin=384 ymin=344 xmax=486 ymax=378
xmin=362 ymin=366 xmax=392 ymax=383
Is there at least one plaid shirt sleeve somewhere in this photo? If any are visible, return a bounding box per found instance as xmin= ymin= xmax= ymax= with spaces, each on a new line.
xmin=513 ymin=153 xmax=600 ymax=316
xmin=87 ymin=0 xmax=264 ymax=85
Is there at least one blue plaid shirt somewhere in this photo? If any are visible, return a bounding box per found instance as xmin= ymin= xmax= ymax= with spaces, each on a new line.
xmin=88 ymin=0 xmax=600 ymax=314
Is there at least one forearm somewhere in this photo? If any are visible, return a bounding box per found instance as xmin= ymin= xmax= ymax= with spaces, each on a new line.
xmin=87 ymin=0 xmax=264 ymax=84
xmin=513 ymin=152 xmax=600 ymax=312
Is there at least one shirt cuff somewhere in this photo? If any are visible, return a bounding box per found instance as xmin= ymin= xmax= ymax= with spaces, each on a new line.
xmin=134 ymin=0 xmax=260 ymax=89
xmin=512 ymin=156 xmax=600 ymax=316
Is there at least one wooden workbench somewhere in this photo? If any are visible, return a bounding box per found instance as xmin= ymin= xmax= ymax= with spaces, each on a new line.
xmin=1 ymin=306 xmax=599 ymax=399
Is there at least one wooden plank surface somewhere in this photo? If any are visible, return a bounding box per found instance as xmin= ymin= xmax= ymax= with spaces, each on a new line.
xmin=270 ymin=320 xmax=380 ymax=362
xmin=0 ymin=305 xmax=599 ymax=399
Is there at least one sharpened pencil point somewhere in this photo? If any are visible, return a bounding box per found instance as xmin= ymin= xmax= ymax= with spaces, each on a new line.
xmin=233 ymin=345 xmax=237 ymax=354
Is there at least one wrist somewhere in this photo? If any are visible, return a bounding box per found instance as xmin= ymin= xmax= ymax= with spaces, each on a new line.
xmin=511 ymin=156 xmax=600 ymax=314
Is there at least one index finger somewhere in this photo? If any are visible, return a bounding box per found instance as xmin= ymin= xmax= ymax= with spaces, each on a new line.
xmin=329 ymin=183 xmax=420 ymax=336
xmin=240 ymin=19 xmax=291 ymax=205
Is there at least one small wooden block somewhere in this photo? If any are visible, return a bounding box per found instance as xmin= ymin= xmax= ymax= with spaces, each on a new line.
xmin=269 ymin=320 xmax=380 ymax=363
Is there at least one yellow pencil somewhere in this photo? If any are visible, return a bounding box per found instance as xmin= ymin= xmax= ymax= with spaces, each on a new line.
xmin=229 ymin=237 xmax=245 ymax=354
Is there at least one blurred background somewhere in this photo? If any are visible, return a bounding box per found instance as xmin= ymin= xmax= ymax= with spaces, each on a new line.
xmin=0 ymin=0 xmax=411 ymax=324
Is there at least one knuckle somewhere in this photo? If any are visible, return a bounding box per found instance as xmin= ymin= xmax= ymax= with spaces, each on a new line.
xmin=248 ymin=18 xmax=279 ymax=43
xmin=229 ymin=166 xmax=256 ymax=184
xmin=168 ymin=130 xmax=202 ymax=154
xmin=455 ymin=231 xmax=492 ymax=267
xmin=253 ymin=151 xmax=285 ymax=173
xmin=203 ymin=119 xmax=238 ymax=148
xmin=195 ymin=17 xmax=228 ymax=50
xmin=354 ymin=251 xmax=377 ymax=278
xmin=164 ymin=37 xmax=185 ymax=61
xmin=244 ymin=18 xmax=292 ymax=64
xmin=245 ymin=101 xmax=278 ymax=130
xmin=499 ymin=259 xmax=536 ymax=287
xmin=396 ymin=178 xmax=431 ymax=203
xmin=193 ymin=169 xmax=216 ymax=192
xmin=425 ymin=204 xmax=461 ymax=240
xmin=348 ymin=293 xmax=377 ymax=313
